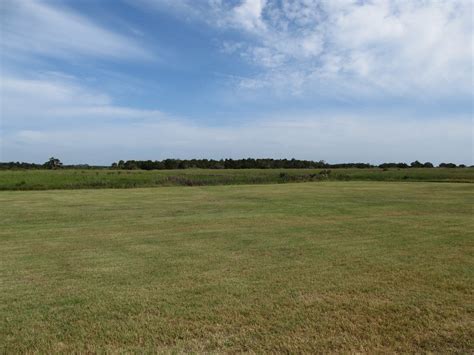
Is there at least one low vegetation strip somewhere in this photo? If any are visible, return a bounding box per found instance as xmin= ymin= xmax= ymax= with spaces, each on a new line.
xmin=1 ymin=167 xmax=473 ymax=190
xmin=1 ymin=182 xmax=472 ymax=352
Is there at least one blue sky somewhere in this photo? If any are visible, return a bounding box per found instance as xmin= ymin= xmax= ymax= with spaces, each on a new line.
xmin=1 ymin=0 xmax=472 ymax=165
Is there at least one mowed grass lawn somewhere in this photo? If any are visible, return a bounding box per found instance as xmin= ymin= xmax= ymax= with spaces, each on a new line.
xmin=1 ymin=182 xmax=473 ymax=352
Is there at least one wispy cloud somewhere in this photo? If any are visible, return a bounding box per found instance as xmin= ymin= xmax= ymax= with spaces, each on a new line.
xmin=1 ymin=74 xmax=163 ymax=129
xmin=1 ymin=0 xmax=152 ymax=60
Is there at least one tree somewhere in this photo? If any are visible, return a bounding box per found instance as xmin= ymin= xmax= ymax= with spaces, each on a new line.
xmin=410 ymin=160 xmax=424 ymax=168
xmin=43 ymin=157 xmax=62 ymax=169
xmin=423 ymin=162 xmax=434 ymax=168
xmin=439 ymin=162 xmax=457 ymax=168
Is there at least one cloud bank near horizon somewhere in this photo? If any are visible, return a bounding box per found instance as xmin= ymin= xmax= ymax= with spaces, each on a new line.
xmin=2 ymin=73 xmax=471 ymax=165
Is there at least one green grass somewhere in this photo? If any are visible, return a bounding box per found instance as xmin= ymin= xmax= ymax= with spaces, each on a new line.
xmin=1 ymin=167 xmax=473 ymax=190
xmin=1 ymin=181 xmax=472 ymax=352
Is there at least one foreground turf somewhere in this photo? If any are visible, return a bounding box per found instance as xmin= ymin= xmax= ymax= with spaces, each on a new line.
xmin=1 ymin=182 xmax=473 ymax=352
xmin=1 ymin=167 xmax=473 ymax=190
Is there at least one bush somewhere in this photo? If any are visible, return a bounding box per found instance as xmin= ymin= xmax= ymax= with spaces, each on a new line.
xmin=439 ymin=163 xmax=457 ymax=168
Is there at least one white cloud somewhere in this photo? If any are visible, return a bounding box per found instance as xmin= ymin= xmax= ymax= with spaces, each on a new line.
xmin=136 ymin=0 xmax=472 ymax=99
xmin=1 ymin=75 xmax=163 ymax=127
xmin=318 ymin=0 xmax=473 ymax=96
xmin=233 ymin=0 xmax=267 ymax=31
xmin=1 ymin=0 xmax=151 ymax=60
xmin=220 ymin=41 xmax=245 ymax=54
xmin=1 ymin=74 xmax=471 ymax=165
xmin=3 ymin=112 xmax=472 ymax=165
xmin=264 ymin=0 xmax=471 ymax=97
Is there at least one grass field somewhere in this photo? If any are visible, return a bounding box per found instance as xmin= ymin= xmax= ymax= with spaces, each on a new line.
xmin=1 ymin=181 xmax=472 ymax=352
xmin=0 ymin=167 xmax=473 ymax=190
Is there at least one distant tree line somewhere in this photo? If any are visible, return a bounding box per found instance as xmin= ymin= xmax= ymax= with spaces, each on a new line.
xmin=0 ymin=158 xmax=468 ymax=170
xmin=111 ymin=158 xmax=334 ymax=170
xmin=0 ymin=157 xmax=104 ymax=170
xmin=108 ymin=159 xmax=467 ymax=170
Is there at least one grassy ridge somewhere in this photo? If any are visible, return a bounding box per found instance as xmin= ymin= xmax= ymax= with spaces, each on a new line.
xmin=1 ymin=182 xmax=472 ymax=352
xmin=1 ymin=167 xmax=473 ymax=190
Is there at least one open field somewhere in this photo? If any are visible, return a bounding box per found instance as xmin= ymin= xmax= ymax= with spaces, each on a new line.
xmin=1 ymin=181 xmax=473 ymax=352
xmin=1 ymin=167 xmax=473 ymax=190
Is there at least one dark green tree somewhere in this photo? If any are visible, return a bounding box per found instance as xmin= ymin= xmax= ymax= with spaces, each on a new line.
xmin=410 ymin=160 xmax=424 ymax=168
xmin=43 ymin=157 xmax=62 ymax=169
xmin=439 ymin=162 xmax=457 ymax=168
